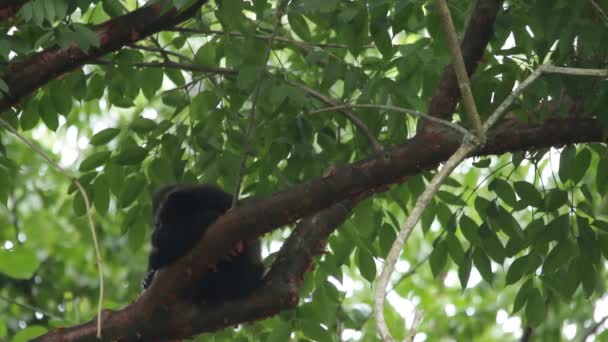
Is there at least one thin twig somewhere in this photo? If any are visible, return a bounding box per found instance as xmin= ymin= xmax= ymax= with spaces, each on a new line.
xmin=374 ymin=141 xmax=478 ymax=342
xmin=309 ymin=103 xmax=470 ymax=136
xmin=0 ymin=119 xmax=104 ymax=338
xmin=484 ymin=64 xmax=608 ymax=130
xmin=435 ymin=0 xmax=483 ymax=137
xmin=386 ymin=254 xmax=430 ymax=294
xmin=232 ymin=0 xmax=287 ymax=207
xmin=372 ymin=62 xmax=608 ymax=341
xmin=171 ymin=27 xmax=352 ymax=49
xmin=405 ymin=310 xmax=424 ymax=342
xmin=483 ymin=66 xmax=544 ymax=130
xmin=542 ymin=65 xmax=608 ymax=77
xmin=127 ymin=43 xmax=193 ymax=62
xmin=581 ymin=315 xmax=608 ymax=341
xmin=90 ymin=59 xmax=236 ymax=76
xmin=520 ymin=326 xmax=533 ymax=342
xmin=287 ymin=81 xmax=382 ymax=153
xmin=0 ymin=295 xmax=67 ymax=322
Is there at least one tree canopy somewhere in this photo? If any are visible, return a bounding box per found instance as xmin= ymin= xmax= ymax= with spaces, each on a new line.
xmin=0 ymin=0 xmax=607 ymax=341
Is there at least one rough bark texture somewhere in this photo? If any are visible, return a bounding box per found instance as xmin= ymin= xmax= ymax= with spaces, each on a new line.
xmin=34 ymin=115 xmax=605 ymax=341
xmin=0 ymin=1 xmax=208 ymax=113
xmin=424 ymin=0 xmax=503 ymax=125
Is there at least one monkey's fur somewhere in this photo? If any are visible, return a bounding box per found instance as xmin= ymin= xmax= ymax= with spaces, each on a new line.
xmin=142 ymin=184 xmax=263 ymax=303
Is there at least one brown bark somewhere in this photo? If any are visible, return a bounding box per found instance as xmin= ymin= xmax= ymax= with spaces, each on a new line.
xmin=424 ymin=0 xmax=503 ymax=125
xmin=33 ymin=115 xmax=605 ymax=341
xmin=0 ymin=1 xmax=208 ymax=113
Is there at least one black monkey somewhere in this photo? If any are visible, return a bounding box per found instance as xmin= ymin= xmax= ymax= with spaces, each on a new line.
xmin=142 ymin=184 xmax=264 ymax=303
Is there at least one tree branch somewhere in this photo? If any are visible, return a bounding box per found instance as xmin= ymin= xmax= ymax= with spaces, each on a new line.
xmin=288 ymin=81 xmax=383 ymax=153
xmin=35 ymin=198 xmax=358 ymax=341
xmin=0 ymin=1 xmax=209 ymax=113
xmin=90 ymin=59 xmax=235 ymax=76
xmin=424 ymin=0 xmax=503 ymax=125
xmin=435 ymin=0 xmax=483 ymax=136
xmin=34 ymin=113 xmax=605 ymax=341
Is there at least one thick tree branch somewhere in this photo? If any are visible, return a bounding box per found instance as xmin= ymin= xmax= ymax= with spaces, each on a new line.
xmin=35 ymin=199 xmax=358 ymax=341
xmin=34 ymin=114 xmax=605 ymax=341
xmin=424 ymin=0 xmax=502 ymax=124
xmin=0 ymin=1 xmax=208 ymax=113
xmin=435 ymin=0 xmax=483 ymax=136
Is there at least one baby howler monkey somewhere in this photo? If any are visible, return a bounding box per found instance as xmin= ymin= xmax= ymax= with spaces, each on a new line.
xmin=142 ymin=184 xmax=264 ymax=303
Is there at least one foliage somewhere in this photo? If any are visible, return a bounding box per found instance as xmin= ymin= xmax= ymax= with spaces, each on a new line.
xmin=0 ymin=0 xmax=607 ymax=341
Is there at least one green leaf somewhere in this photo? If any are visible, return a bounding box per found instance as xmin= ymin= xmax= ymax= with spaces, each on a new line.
xmin=543 ymin=188 xmax=568 ymax=211
xmin=370 ymin=10 xmax=392 ymax=58
xmin=377 ymin=224 xmax=396 ymax=258
xmin=598 ymin=233 xmax=608 ymax=259
xmin=525 ymin=287 xmax=545 ymax=327
xmin=437 ymin=190 xmax=465 ymax=205
xmin=459 ymin=215 xmax=482 ymax=247
xmin=572 ymin=148 xmax=591 ymax=184
xmin=542 ymin=240 xmax=576 ymax=274
xmin=525 ymin=218 xmax=545 ymax=241
xmin=118 ymin=175 xmax=145 ymax=208
xmin=559 ymin=259 xmax=581 ymax=299
xmin=535 ymin=214 xmax=569 ymax=245
xmin=79 ymin=151 xmax=111 ymax=171
xmin=506 ymin=254 xmax=531 ymax=285
xmin=512 ymin=279 xmax=532 ymax=314
xmin=492 ymin=178 xmax=517 ymax=207
xmin=102 ymin=0 xmax=125 ymax=16
xmin=0 ymin=248 xmax=40 ymax=279
xmin=114 ymin=145 xmax=148 ymax=165
xmin=479 ymin=224 xmax=506 ymax=264
xmin=597 ymin=156 xmax=608 ymax=194
xmin=578 ymin=257 xmax=597 ymax=298
xmin=165 ymin=68 xmax=185 ymax=86
xmin=429 ymin=239 xmax=448 ymax=278
xmin=39 ymin=94 xmax=59 ymax=131
xmin=267 ymin=321 xmax=293 ymax=342
xmin=458 ymin=249 xmax=472 ymax=290
xmin=513 ymin=181 xmax=542 ymax=208
xmin=67 ymin=171 xmax=97 ymax=194
xmin=72 ymin=190 xmax=87 ymax=216
xmin=472 ymin=247 xmax=493 ymax=284
xmin=20 ymin=99 xmax=40 ymax=130
xmin=140 ymin=68 xmax=163 ymax=100
xmin=191 ymin=91 xmax=220 ymax=117
xmin=194 ymin=43 xmax=217 ymax=66
xmin=130 ymin=117 xmax=157 ymax=134
xmin=445 ymin=233 xmax=465 ymax=266
xmin=356 ymin=248 xmax=376 ymax=283
xmin=71 ymin=24 xmax=100 ymax=50
xmin=472 ymin=158 xmax=491 ymax=168
xmin=128 ymin=221 xmax=146 ymax=252
xmin=11 ymin=325 xmax=47 ymax=342
xmin=49 ymin=81 xmax=72 ymax=115
xmin=93 ymin=175 xmax=110 ymax=215
xmin=301 ymin=321 xmax=333 ymax=342
xmin=288 ymin=13 xmax=311 ymax=41
xmin=558 ymin=145 xmax=576 ymax=183
xmin=86 ymin=73 xmax=105 ymax=100
xmin=90 ymin=128 xmax=121 ymax=146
